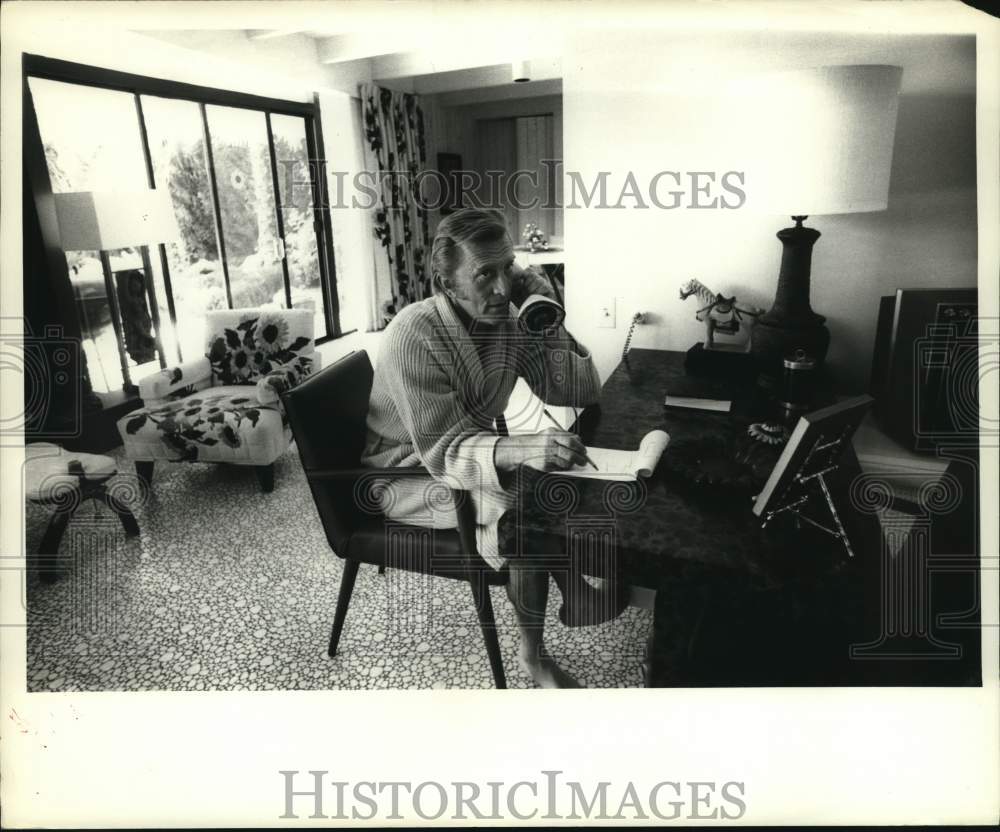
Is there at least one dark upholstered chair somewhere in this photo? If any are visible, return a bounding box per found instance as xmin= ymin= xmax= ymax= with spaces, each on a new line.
xmin=282 ymin=350 xmax=509 ymax=688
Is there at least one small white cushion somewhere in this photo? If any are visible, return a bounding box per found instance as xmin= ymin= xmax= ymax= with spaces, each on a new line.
xmin=24 ymin=444 xmax=117 ymax=502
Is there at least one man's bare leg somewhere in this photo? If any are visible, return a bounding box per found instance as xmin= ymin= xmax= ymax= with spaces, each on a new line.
xmin=507 ymin=561 xmax=580 ymax=688
xmin=551 ymin=568 xmax=628 ymax=628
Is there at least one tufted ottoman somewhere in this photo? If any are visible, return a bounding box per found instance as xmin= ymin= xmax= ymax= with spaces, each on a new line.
xmin=25 ymin=443 xmax=140 ymax=583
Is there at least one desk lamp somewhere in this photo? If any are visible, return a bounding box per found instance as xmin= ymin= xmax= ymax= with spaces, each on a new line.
xmin=738 ymin=65 xmax=904 ymax=387
xmin=54 ymin=190 xmax=180 ymax=392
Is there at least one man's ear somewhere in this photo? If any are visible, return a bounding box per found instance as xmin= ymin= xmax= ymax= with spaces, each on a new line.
xmin=435 ymin=271 xmax=454 ymax=297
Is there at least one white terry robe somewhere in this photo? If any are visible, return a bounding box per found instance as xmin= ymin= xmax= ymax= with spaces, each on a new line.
xmin=361 ymin=287 xmax=601 ymax=570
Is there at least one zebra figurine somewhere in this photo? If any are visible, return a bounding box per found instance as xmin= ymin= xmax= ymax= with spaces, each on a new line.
xmin=679 ymin=278 xmax=763 ymax=350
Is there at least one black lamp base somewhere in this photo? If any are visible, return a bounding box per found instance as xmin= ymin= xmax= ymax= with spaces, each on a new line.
xmin=751 ymin=318 xmax=830 ymax=389
xmin=750 ymin=216 xmax=831 ymax=387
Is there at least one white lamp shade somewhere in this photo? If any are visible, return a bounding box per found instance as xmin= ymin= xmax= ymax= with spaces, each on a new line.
xmin=731 ymin=65 xmax=903 ymax=216
xmin=54 ymin=189 xmax=180 ymax=251
xmin=512 ymin=59 xmax=531 ymax=83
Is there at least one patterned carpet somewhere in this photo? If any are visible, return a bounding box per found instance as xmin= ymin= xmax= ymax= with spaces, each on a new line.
xmin=24 ymin=447 xmax=652 ymax=691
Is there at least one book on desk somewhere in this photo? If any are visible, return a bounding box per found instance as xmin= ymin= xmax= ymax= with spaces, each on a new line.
xmin=663 ymin=377 xmax=733 ymax=412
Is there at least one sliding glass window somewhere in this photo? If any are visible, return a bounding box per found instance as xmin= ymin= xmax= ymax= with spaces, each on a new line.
xmin=271 ymin=113 xmax=327 ymax=337
xmin=26 ymin=57 xmax=339 ymax=394
xmin=140 ymin=95 xmax=221 ymax=364
xmin=29 ymin=77 xmax=153 ymax=393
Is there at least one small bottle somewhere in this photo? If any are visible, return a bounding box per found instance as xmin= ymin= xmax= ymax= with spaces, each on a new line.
xmin=780 ymin=349 xmax=817 ymax=415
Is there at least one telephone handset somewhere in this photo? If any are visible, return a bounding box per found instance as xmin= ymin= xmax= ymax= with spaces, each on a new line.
xmin=517 ymin=294 xmax=566 ymax=333
xmin=510 ymin=265 xmax=565 ymax=333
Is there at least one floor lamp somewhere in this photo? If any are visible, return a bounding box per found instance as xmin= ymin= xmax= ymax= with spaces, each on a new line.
xmin=737 ymin=65 xmax=904 ymax=386
xmin=54 ymin=190 xmax=180 ymax=394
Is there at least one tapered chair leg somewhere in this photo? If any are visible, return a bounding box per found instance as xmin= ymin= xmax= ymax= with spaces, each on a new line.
xmin=39 ymin=506 xmax=73 ymax=554
xmin=135 ymin=461 xmax=154 ymax=491
xmin=255 ymin=464 xmax=275 ymax=493
xmin=452 ymin=487 xmax=506 ymax=687
xmin=37 ymin=509 xmax=72 ymax=584
xmin=102 ymin=487 xmax=140 ymax=537
xmin=469 ymin=576 xmax=506 ymax=689
xmin=328 ymin=558 xmax=361 ymax=657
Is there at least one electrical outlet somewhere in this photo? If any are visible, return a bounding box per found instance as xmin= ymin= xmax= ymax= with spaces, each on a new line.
xmin=596 ymin=299 xmax=616 ymax=328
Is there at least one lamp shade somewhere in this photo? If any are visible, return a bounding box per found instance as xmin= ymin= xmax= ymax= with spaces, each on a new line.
xmin=54 ymin=190 xmax=180 ymax=251
xmin=512 ymin=59 xmax=531 ymax=83
xmin=732 ymin=65 xmax=903 ymax=216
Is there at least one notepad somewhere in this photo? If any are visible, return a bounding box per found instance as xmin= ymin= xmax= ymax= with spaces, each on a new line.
xmin=560 ymin=430 xmax=671 ymax=482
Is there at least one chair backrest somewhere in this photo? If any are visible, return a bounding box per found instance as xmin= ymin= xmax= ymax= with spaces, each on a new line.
xmin=204 ymin=307 xmax=315 ymax=386
xmin=282 ymin=350 xmax=374 ymax=554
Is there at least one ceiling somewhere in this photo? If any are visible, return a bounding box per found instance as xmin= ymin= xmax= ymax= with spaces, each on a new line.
xmin=273 ymin=26 xmax=565 ymax=96
xmin=138 ymin=27 xmax=975 ymax=100
xmin=138 ymin=27 xmax=564 ymax=99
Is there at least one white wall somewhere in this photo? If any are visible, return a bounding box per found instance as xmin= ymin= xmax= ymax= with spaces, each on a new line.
xmin=317 ymin=91 xmax=371 ymax=334
xmin=562 ymin=30 xmax=977 ymax=391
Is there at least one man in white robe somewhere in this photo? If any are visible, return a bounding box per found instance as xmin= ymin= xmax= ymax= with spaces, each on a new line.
xmin=363 ymin=208 xmax=616 ymax=687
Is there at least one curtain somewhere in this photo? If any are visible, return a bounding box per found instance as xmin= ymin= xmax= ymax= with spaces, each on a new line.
xmin=476 ymin=114 xmax=560 ymax=244
xmin=477 ymin=117 xmax=517 ymax=235
xmin=360 ymin=83 xmax=431 ymax=330
xmin=515 ymin=114 xmax=560 ymax=241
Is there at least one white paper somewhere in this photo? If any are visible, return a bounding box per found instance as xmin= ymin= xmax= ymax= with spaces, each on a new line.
xmin=663 ymin=395 xmax=732 ymax=412
xmin=560 ymin=429 xmax=670 ymax=481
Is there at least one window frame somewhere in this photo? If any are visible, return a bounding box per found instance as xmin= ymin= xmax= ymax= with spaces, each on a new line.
xmin=24 ymin=53 xmax=345 ymax=348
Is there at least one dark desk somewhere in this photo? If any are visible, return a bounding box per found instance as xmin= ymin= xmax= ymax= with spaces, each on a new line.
xmin=500 ymin=349 xmax=893 ymax=686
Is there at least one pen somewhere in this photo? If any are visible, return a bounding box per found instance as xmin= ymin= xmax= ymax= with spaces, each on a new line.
xmin=542 ymin=408 xmax=600 ymax=471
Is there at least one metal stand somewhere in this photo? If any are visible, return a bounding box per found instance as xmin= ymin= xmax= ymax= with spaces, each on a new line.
xmin=759 ymin=432 xmax=856 ymax=557
xmin=99 ymin=250 xmax=135 ymax=393
xmin=138 ymin=244 xmax=168 ymax=370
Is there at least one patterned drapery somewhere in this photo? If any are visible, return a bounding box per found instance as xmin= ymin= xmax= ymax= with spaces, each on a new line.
xmin=360 ymin=83 xmax=431 ymax=330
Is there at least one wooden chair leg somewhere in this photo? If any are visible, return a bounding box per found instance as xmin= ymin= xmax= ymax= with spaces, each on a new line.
xmin=38 ymin=509 xmax=72 ymax=584
xmin=255 ymin=464 xmax=275 ymax=493
xmin=452 ymin=488 xmax=506 ymax=687
xmin=378 ymin=564 xmax=386 ymax=575
xmin=328 ymin=558 xmax=360 ymax=657
xmin=469 ymin=576 xmax=506 ymax=689
xmin=101 ymin=486 xmax=140 ymax=537
xmin=135 ymin=461 xmax=154 ymax=490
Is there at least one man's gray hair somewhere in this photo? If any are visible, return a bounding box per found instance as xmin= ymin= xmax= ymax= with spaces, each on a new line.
xmin=430 ymin=208 xmax=510 ymax=294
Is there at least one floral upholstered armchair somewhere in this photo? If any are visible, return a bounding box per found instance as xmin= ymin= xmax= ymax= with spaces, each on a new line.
xmin=116 ymin=308 xmax=321 ymax=493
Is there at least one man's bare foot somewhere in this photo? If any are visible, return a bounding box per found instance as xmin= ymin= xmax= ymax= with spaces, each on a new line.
xmin=518 ymin=646 xmax=582 ymax=689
